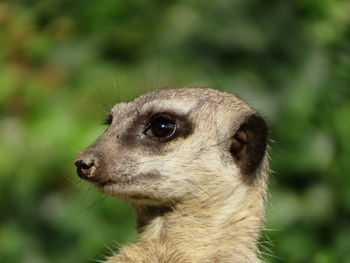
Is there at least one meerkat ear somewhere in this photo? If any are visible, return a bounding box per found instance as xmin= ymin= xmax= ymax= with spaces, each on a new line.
xmin=229 ymin=114 xmax=268 ymax=176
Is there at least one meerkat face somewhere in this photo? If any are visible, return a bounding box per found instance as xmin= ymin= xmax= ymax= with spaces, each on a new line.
xmin=75 ymin=88 xmax=268 ymax=204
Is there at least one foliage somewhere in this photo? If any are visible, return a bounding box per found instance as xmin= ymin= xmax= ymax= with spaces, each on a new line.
xmin=0 ymin=0 xmax=349 ymax=262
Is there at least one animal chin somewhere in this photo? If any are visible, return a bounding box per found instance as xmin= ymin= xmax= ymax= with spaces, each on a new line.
xmin=95 ymin=179 xmax=117 ymax=188
xmin=96 ymin=180 xmax=157 ymax=201
xmin=129 ymin=194 xmax=154 ymax=201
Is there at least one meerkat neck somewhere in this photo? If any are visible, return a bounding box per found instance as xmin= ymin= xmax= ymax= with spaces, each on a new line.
xmin=134 ymin=204 xmax=174 ymax=232
xmin=133 ymin=186 xmax=265 ymax=262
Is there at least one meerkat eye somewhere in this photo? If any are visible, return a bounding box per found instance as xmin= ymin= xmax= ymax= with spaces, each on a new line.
xmin=102 ymin=113 xmax=113 ymax=126
xmin=145 ymin=114 xmax=177 ymax=139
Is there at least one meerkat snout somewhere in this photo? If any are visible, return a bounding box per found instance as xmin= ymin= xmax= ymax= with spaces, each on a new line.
xmin=75 ymin=88 xmax=270 ymax=263
xmin=75 ymin=155 xmax=97 ymax=179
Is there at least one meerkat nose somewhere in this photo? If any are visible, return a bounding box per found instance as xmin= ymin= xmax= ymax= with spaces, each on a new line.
xmin=75 ymin=157 xmax=97 ymax=179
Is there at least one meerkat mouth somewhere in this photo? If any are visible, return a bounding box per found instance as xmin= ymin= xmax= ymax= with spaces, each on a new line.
xmin=93 ymin=176 xmax=161 ymax=202
xmin=93 ymin=176 xmax=138 ymax=188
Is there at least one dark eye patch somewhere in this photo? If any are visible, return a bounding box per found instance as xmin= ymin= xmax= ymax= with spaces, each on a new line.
xmin=122 ymin=109 xmax=194 ymax=151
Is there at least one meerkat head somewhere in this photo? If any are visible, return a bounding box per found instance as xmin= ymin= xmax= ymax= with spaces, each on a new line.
xmin=75 ymin=88 xmax=269 ymax=205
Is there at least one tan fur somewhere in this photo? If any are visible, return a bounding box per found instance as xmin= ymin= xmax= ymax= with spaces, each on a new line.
xmin=75 ymin=88 xmax=270 ymax=263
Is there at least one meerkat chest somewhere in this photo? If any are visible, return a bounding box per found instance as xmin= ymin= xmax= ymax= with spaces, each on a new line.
xmin=105 ymin=240 xmax=193 ymax=263
xmin=105 ymin=239 xmax=260 ymax=263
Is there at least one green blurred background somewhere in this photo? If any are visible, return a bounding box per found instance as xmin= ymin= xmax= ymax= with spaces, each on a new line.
xmin=1 ymin=0 xmax=350 ymax=262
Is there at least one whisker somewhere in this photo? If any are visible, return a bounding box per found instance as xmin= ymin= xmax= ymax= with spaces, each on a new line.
xmin=81 ymin=194 xmax=109 ymax=214
xmin=112 ymin=70 xmax=122 ymax=102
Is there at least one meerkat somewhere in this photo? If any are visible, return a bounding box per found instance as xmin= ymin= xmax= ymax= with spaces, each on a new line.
xmin=75 ymin=88 xmax=269 ymax=263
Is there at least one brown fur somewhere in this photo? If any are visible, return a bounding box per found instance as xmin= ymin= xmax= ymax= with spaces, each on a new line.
xmin=75 ymin=88 xmax=270 ymax=263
